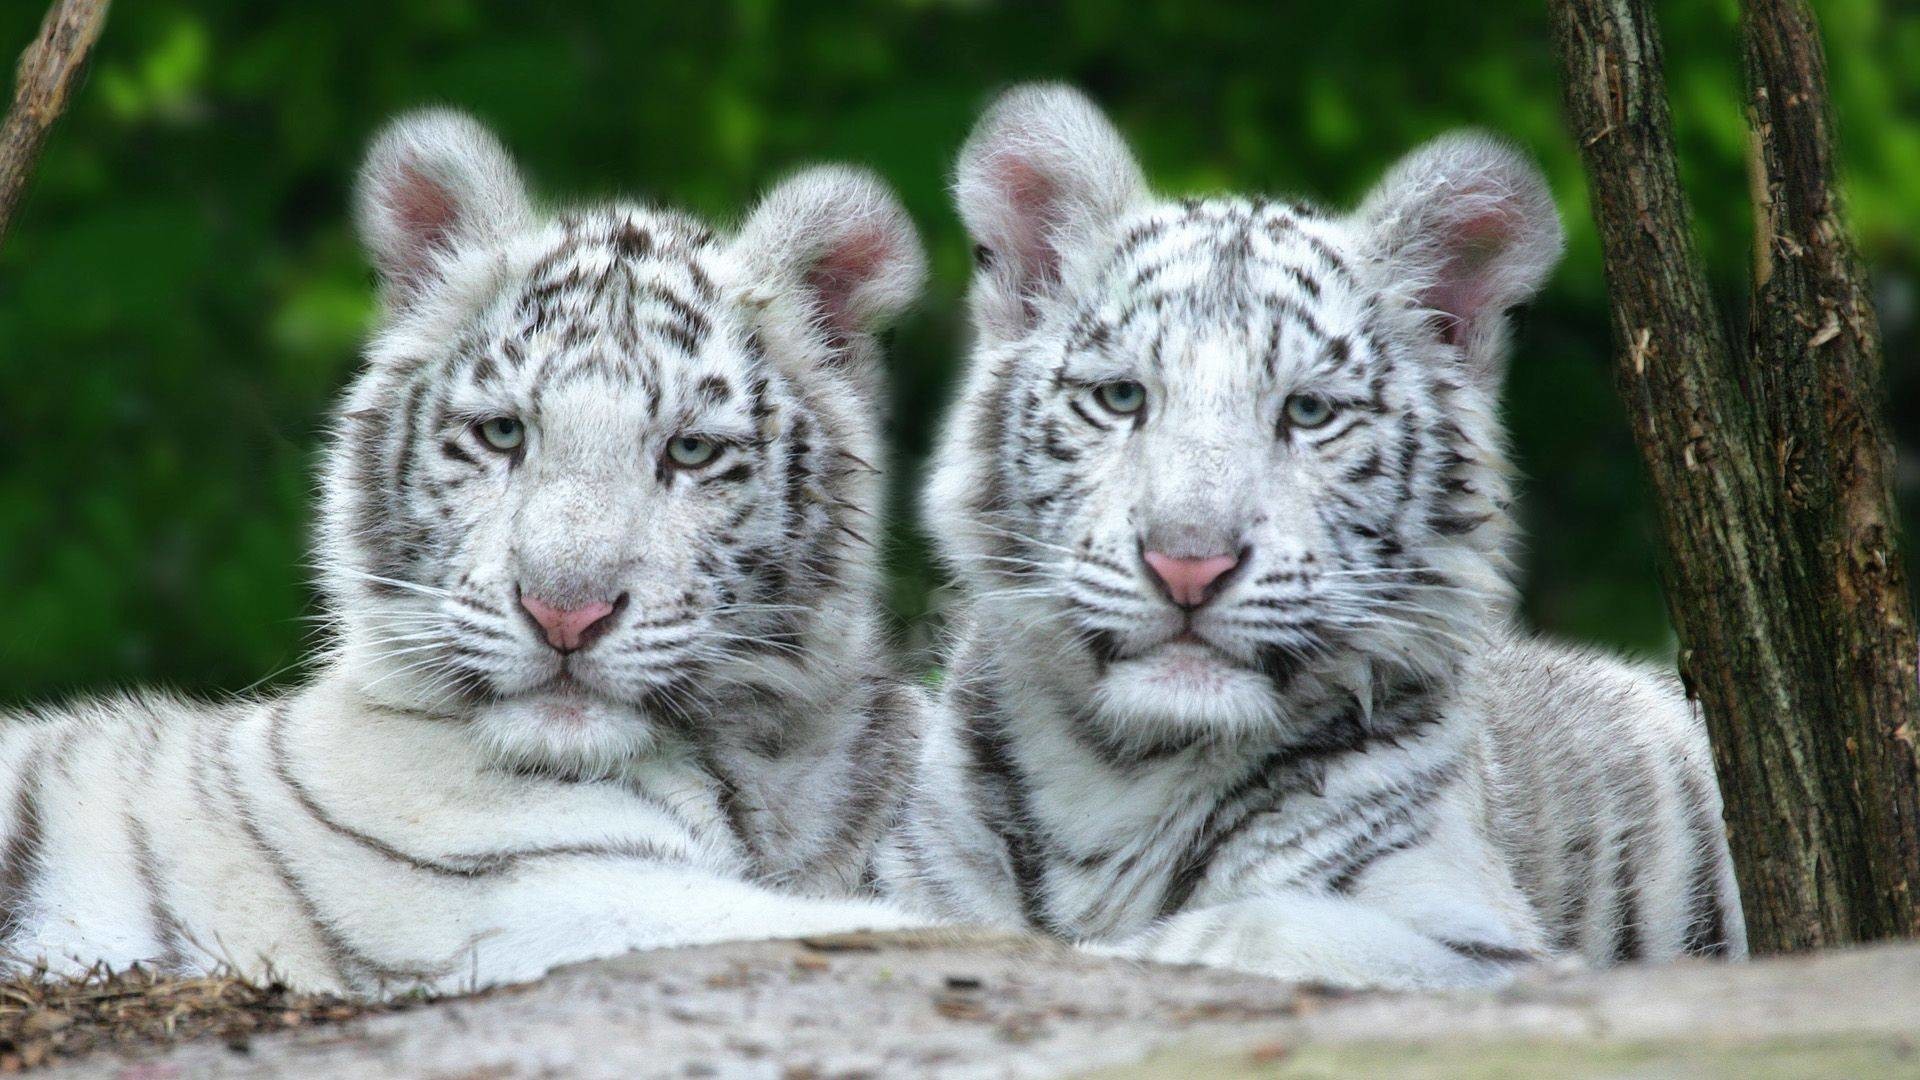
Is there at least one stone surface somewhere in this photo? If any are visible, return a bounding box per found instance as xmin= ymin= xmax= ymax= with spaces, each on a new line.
xmin=46 ymin=931 xmax=1920 ymax=1079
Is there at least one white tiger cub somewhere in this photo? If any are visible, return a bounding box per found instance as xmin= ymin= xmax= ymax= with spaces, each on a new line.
xmin=0 ymin=111 xmax=934 ymax=995
xmin=882 ymin=85 xmax=1745 ymax=989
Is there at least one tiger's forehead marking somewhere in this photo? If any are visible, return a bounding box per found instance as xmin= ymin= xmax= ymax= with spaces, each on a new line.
xmin=1060 ymin=196 xmax=1385 ymax=388
xmin=451 ymin=207 xmax=765 ymax=423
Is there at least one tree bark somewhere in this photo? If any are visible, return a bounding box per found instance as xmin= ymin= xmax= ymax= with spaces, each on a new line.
xmin=1549 ymin=0 xmax=1920 ymax=952
xmin=0 ymin=0 xmax=108 ymax=249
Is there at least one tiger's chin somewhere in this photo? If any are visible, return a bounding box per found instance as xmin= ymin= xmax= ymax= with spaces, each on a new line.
xmin=466 ymin=685 xmax=659 ymax=780
xmin=1091 ymin=642 xmax=1284 ymax=740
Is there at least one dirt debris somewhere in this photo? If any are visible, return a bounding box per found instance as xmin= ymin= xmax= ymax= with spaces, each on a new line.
xmin=0 ymin=966 xmax=409 ymax=1072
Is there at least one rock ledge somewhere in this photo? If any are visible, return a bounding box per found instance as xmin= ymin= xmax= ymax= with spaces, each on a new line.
xmin=51 ymin=931 xmax=1920 ymax=1078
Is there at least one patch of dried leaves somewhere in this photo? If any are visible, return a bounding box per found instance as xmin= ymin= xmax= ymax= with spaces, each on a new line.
xmin=0 ymin=965 xmax=407 ymax=1072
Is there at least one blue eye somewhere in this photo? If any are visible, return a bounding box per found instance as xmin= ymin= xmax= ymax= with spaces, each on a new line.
xmin=1284 ymin=393 xmax=1336 ymax=429
xmin=477 ymin=417 xmax=524 ymax=451
xmin=666 ymin=435 xmax=720 ymax=468
xmin=1093 ymin=380 xmax=1147 ymax=416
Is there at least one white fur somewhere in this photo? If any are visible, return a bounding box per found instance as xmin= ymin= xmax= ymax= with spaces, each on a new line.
xmin=884 ymin=85 xmax=1744 ymax=990
xmin=0 ymin=111 xmax=931 ymax=995
xmin=1 ymin=687 xmax=924 ymax=995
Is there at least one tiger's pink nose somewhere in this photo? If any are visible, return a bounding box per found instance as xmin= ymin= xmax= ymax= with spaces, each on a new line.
xmin=1143 ymin=551 xmax=1240 ymax=609
xmin=519 ymin=594 xmax=619 ymax=653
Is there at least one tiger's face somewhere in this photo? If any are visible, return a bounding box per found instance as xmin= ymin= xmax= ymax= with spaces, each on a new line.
xmin=930 ymin=86 xmax=1561 ymax=745
xmin=321 ymin=112 xmax=922 ymax=776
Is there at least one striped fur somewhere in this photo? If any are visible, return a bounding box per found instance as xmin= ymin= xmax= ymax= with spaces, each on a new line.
xmin=882 ymin=85 xmax=1744 ymax=990
xmin=0 ymin=111 xmax=930 ymax=995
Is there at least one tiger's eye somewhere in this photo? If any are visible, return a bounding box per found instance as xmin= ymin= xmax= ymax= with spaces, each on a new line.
xmin=666 ymin=435 xmax=720 ymax=468
xmin=1093 ymin=380 xmax=1147 ymax=417
xmin=478 ymin=417 xmax=524 ymax=451
xmin=1284 ymin=393 xmax=1336 ymax=429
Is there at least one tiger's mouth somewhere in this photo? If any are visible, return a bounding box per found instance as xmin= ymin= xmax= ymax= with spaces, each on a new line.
xmin=1139 ymin=648 xmax=1244 ymax=691
xmin=527 ymin=671 xmax=595 ymax=698
xmin=1103 ymin=622 xmax=1329 ymax=700
xmin=463 ymin=683 xmax=657 ymax=779
xmin=533 ymin=667 xmax=590 ymax=693
xmin=1088 ymin=632 xmax=1292 ymax=735
xmin=1107 ymin=632 xmax=1252 ymax=687
xmin=1117 ymin=626 xmax=1246 ymax=667
xmin=491 ymin=676 xmax=613 ymax=723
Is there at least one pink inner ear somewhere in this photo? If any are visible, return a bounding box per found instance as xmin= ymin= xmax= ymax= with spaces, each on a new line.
xmin=1422 ymin=207 xmax=1515 ymax=346
xmin=805 ymin=226 xmax=893 ymax=348
xmin=994 ymin=156 xmax=1063 ymax=286
xmin=388 ymin=163 xmax=461 ymax=279
xmin=1425 ymin=280 xmax=1481 ymax=346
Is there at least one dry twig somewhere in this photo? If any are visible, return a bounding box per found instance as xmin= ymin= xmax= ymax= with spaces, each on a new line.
xmin=0 ymin=0 xmax=109 ymax=248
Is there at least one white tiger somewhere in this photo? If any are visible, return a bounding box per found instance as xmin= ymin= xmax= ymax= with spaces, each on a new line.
xmin=881 ymin=85 xmax=1745 ymax=989
xmin=0 ymin=111 xmax=933 ymax=996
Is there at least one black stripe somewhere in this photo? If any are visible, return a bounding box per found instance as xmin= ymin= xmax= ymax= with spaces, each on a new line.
xmin=1264 ymin=295 xmax=1329 ymax=343
xmin=1039 ymin=425 xmax=1080 ymax=462
xmin=952 ymin=668 xmax=1057 ymax=935
xmin=1157 ymin=740 xmax=1334 ymax=917
xmin=894 ymin=815 xmax=975 ymax=920
xmin=1441 ymin=939 xmax=1538 ymax=964
xmin=1319 ymin=822 xmax=1431 ymax=894
xmin=268 ymin=703 xmax=688 ymax=877
xmin=1070 ymin=576 xmax=1140 ymax=605
xmin=1556 ymin=829 xmax=1597 ymax=953
xmin=1303 ymin=414 xmax=1370 ymax=450
xmin=1677 ymin=767 xmax=1733 ymax=957
xmin=1341 ymin=450 xmax=1385 ymax=484
xmin=440 ymin=438 xmax=477 ymax=467
xmin=683 ymin=258 xmax=718 ymax=302
xmin=712 ymin=765 xmax=762 ymax=863
xmin=1066 ymin=708 xmax=1205 ymax=770
xmin=1609 ymin=824 xmax=1643 ymax=964
xmin=186 ymin=708 xmax=342 ymax=988
xmin=392 ymin=380 xmax=427 ymax=502
xmin=1295 ymin=228 xmax=1356 ymax=284
xmin=0 ymin=744 xmax=47 ymax=936
xmin=1066 ymin=398 xmax=1111 ymax=431
xmin=1168 ymin=690 xmax=1442 ymax=914
xmin=127 ymin=715 xmax=187 ymax=970
xmin=126 ymin=808 xmax=188 ymax=972
xmin=613 ymin=221 xmax=654 ymax=259
xmin=214 ymin=708 xmax=427 ymax=988
xmin=646 ymin=319 xmax=703 ymax=355
xmin=1111 ymin=219 xmax=1168 ymax=261
xmin=1297 ymin=766 xmax=1461 ymax=896
xmin=1213 ymin=764 xmax=1443 ymax=899
xmin=819 ymin=679 xmax=912 ymax=886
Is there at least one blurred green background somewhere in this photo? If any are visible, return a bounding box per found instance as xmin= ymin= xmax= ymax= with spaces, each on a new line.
xmin=0 ymin=0 xmax=1914 ymax=707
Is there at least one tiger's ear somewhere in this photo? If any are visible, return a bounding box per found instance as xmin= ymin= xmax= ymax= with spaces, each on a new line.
xmin=729 ymin=165 xmax=925 ymax=392
xmin=954 ymin=84 xmax=1149 ymax=344
xmin=1358 ymin=132 xmax=1564 ymax=384
xmin=354 ymin=109 xmax=533 ymax=306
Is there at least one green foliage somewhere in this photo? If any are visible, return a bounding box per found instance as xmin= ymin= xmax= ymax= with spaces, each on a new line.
xmin=0 ymin=0 xmax=1913 ymax=705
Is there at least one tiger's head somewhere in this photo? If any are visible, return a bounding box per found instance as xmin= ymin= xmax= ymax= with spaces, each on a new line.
xmin=318 ymin=111 xmax=923 ymax=776
xmin=929 ymin=86 xmax=1561 ymax=746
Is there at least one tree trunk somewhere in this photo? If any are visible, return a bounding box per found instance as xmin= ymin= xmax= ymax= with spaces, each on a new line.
xmin=0 ymin=0 xmax=109 ymax=248
xmin=1549 ymin=0 xmax=1920 ymax=952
